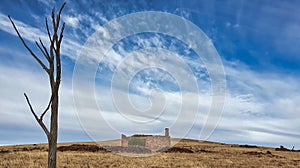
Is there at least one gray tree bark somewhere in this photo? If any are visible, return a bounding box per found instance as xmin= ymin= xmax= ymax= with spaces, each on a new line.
xmin=8 ymin=2 xmax=66 ymax=168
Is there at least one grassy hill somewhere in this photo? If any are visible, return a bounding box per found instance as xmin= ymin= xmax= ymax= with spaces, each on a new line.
xmin=0 ymin=138 xmax=299 ymax=167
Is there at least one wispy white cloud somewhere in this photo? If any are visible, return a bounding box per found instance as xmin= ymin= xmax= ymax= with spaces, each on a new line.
xmin=0 ymin=12 xmax=46 ymax=43
xmin=63 ymin=15 xmax=80 ymax=28
xmin=0 ymin=12 xmax=83 ymax=60
xmin=208 ymin=61 xmax=300 ymax=146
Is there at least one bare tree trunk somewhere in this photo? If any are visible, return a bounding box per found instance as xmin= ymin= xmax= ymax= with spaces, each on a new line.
xmin=49 ymin=94 xmax=58 ymax=168
xmin=48 ymin=136 xmax=57 ymax=168
xmin=8 ymin=2 xmax=66 ymax=168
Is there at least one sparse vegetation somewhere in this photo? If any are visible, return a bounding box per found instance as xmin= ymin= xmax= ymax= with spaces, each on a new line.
xmin=1 ymin=139 xmax=299 ymax=167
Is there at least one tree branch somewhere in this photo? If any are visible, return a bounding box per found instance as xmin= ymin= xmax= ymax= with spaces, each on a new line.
xmin=45 ymin=18 xmax=53 ymax=43
xmin=53 ymin=3 xmax=66 ymax=86
xmin=24 ymin=93 xmax=39 ymax=121
xmin=58 ymin=22 xmax=65 ymax=45
xmin=24 ymin=93 xmax=50 ymax=138
xmin=56 ymin=2 xmax=67 ymax=31
xmin=8 ymin=16 xmax=50 ymax=74
xmin=40 ymin=94 xmax=54 ymax=121
xmin=51 ymin=8 xmax=57 ymax=33
xmin=35 ymin=40 xmax=50 ymax=62
xmin=39 ymin=38 xmax=50 ymax=60
xmin=58 ymin=2 xmax=67 ymax=19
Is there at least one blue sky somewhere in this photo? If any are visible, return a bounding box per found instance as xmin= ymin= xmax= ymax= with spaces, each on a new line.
xmin=0 ymin=0 xmax=300 ymax=148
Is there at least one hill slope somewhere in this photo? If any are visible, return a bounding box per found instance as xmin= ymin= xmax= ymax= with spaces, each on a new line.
xmin=0 ymin=139 xmax=299 ymax=167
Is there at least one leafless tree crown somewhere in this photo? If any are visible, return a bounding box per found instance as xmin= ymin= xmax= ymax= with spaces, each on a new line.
xmin=8 ymin=2 xmax=66 ymax=168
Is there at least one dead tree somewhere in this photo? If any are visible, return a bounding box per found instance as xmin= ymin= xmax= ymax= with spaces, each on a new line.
xmin=8 ymin=2 xmax=66 ymax=168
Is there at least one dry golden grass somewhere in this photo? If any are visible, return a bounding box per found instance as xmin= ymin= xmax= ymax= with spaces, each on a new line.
xmin=1 ymin=139 xmax=299 ymax=167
